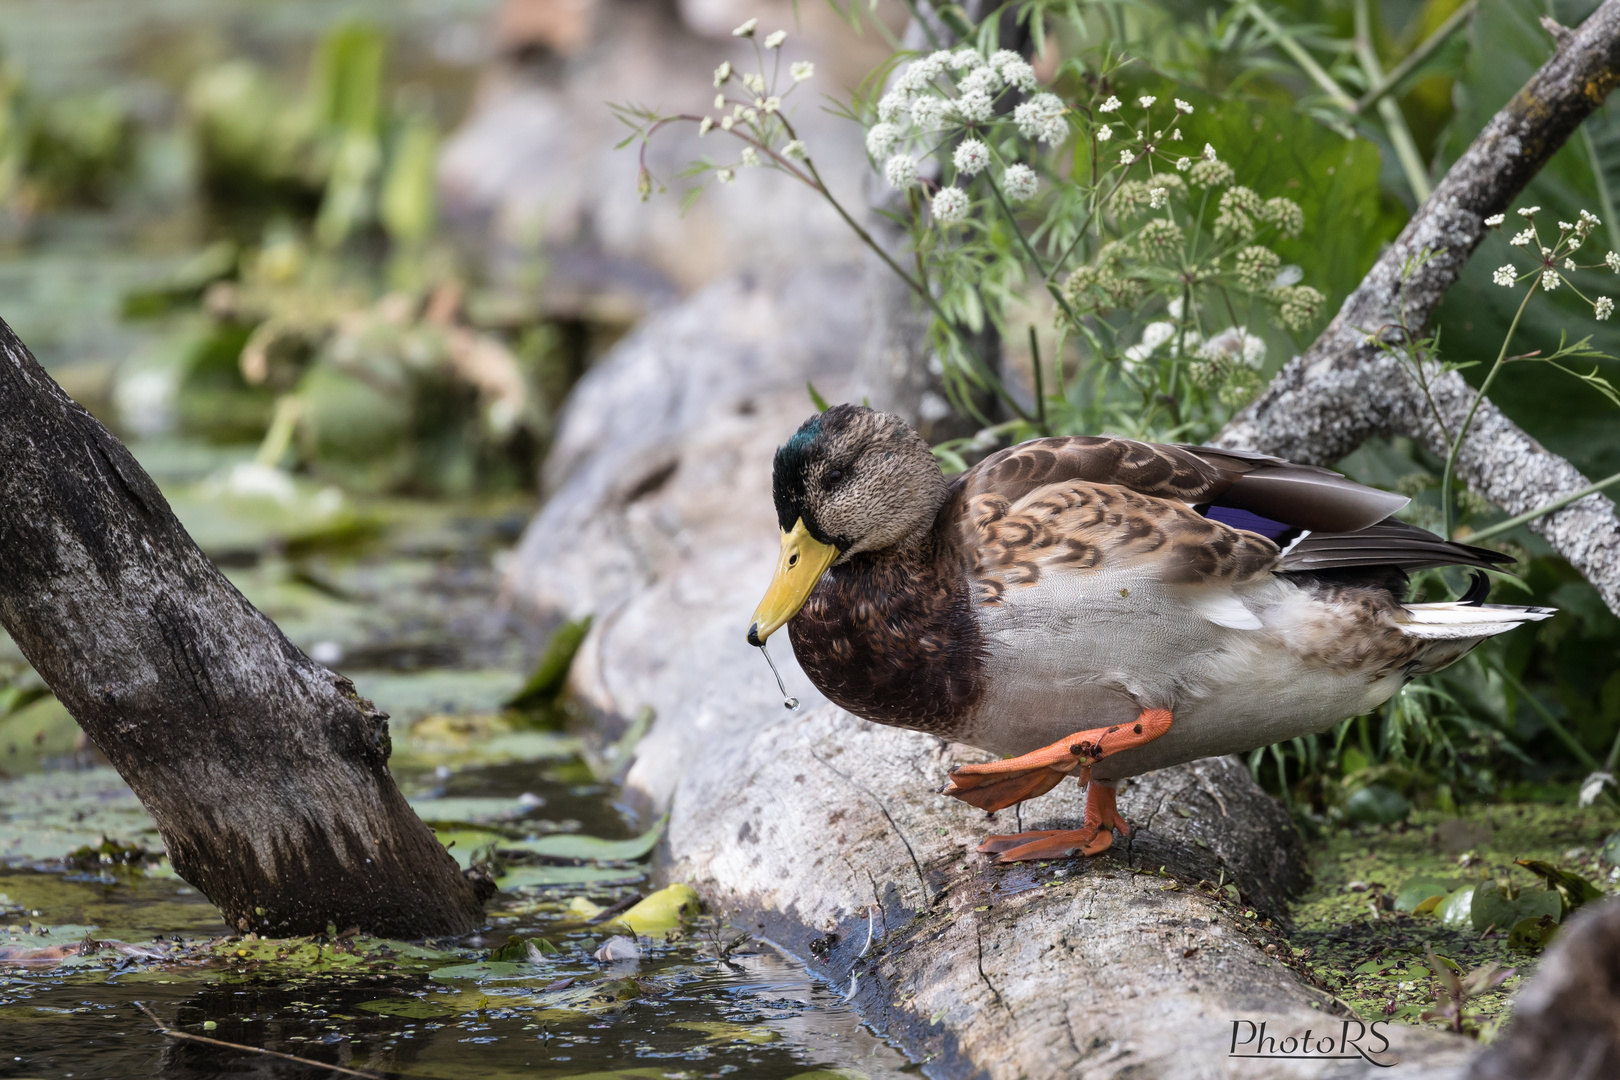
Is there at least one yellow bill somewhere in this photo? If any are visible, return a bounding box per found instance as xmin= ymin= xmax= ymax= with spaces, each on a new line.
xmin=747 ymin=518 xmax=839 ymax=646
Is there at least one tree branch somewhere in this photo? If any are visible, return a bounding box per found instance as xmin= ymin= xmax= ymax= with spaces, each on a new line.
xmin=1219 ymin=0 xmax=1620 ymax=614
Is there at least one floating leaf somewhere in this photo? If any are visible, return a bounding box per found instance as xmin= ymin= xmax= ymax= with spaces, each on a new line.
xmin=431 ymin=828 xmax=505 ymax=870
xmin=356 ymin=997 xmax=458 ymax=1018
xmin=489 ymin=936 xmax=563 ymax=963
xmin=1507 ymin=915 xmax=1560 ymax=952
xmin=1437 ymin=885 xmax=1476 ymax=929
xmin=1395 ymin=875 xmax=1460 ymax=913
xmin=1470 ymin=880 xmax=1562 ymax=933
xmin=496 ymin=865 xmax=646 ymax=892
xmin=671 ymin=1020 xmax=779 ymax=1044
xmin=1514 ymin=859 xmax=1606 ymax=915
xmin=505 ymin=816 xmax=667 ymax=863
xmin=600 ymin=883 xmax=700 ymax=937
xmin=508 ymin=617 xmax=593 ymax=709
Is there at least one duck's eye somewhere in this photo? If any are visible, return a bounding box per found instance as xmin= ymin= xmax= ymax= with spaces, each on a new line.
xmin=826 ymin=468 xmax=844 ymax=484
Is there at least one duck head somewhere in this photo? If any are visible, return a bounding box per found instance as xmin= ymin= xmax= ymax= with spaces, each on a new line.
xmin=747 ymin=404 xmax=948 ymax=645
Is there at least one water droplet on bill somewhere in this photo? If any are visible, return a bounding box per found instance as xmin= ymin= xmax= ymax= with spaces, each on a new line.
xmin=755 ymin=641 xmax=800 ymax=711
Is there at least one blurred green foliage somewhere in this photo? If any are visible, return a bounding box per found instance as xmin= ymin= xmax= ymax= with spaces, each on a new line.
xmin=0 ymin=18 xmax=600 ymax=498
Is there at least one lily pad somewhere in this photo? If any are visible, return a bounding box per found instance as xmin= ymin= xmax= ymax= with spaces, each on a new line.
xmin=356 ymin=997 xmax=459 ymax=1018
xmin=496 ymin=865 xmax=646 ymax=892
xmin=1395 ymin=876 xmax=1460 ymax=913
xmin=1437 ymin=885 xmax=1477 ymax=929
xmin=0 ymin=768 xmax=160 ymax=862
xmin=408 ymin=796 xmax=544 ymax=824
xmin=431 ymin=828 xmax=506 ymax=870
xmin=600 ymin=883 xmax=700 ymax=937
xmin=670 ymin=1020 xmax=779 ymax=1044
xmin=1515 ymin=859 xmax=1605 ymax=914
xmin=0 ymin=695 xmax=82 ymax=774
xmin=1470 ymin=880 xmax=1562 ymax=934
xmin=504 ymin=816 xmax=667 ymax=863
xmin=1507 ymin=915 xmax=1560 ymax=951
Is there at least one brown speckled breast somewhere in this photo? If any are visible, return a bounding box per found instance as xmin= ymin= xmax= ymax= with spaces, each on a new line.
xmin=787 ymin=533 xmax=984 ymax=737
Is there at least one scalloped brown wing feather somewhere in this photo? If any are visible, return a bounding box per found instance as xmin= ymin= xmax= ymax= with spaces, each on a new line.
xmin=951 ymin=436 xmax=1408 ymax=534
xmin=964 ymin=481 xmax=1280 ymax=603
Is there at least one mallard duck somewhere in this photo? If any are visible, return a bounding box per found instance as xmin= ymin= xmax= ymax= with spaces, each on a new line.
xmin=747 ymin=405 xmax=1554 ymax=862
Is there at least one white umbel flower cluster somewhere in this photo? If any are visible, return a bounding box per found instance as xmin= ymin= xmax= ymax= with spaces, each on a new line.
xmin=1597 ymin=296 xmax=1615 ymax=320
xmin=989 ymin=50 xmax=1038 ymax=92
xmin=1013 ymin=94 xmax=1067 ymax=143
xmin=1200 ymin=326 xmax=1266 ymax=369
xmin=1492 ymin=265 xmax=1516 ymax=287
xmin=866 ymin=123 xmax=901 ymax=158
xmin=955 ymin=89 xmax=995 ymax=124
xmin=1542 ymin=269 xmax=1561 ymax=291
xmin=1003 ymin=164 xmax=1038 ymax=202
xmin=931 ymin=185 xmax=970 ymax=224
xmin=953 ymin=138 xmax=990 ymax=177
xmin=884 ymin=154 xmax=919 ymax=189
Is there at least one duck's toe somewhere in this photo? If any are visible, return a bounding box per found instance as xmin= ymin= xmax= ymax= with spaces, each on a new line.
xmin=982 ymin=826 xmax=1110 ymax=862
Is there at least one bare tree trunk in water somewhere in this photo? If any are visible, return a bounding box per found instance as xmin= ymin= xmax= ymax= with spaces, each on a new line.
xmin=0 ymin=316 xmax=487 ymax=938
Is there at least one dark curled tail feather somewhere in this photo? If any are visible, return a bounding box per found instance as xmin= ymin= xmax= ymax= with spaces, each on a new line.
xmin=1279 ymin=517 xmax=1512 ymax=575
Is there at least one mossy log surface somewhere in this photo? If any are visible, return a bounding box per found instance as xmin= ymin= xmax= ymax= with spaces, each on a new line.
xmin=0 ymin=317 xmax=485 ymax=938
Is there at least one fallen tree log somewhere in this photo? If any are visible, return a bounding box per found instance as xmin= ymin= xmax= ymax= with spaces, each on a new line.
xmin=504 ymin=5 xmax=1620 ymax=1075
xmin=512 ymin=270 xmax=1476 ymax=1076
xmin=0 ymin=317 xmax=486 ymax=938
xmin=1219 ymin=0 xmax=1620 ymax=615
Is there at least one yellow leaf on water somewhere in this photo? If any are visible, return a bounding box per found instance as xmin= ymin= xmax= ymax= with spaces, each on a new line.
xmin=601 ymin=883 xmax=700 ymax=937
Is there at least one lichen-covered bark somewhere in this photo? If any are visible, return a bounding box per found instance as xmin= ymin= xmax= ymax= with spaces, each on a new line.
xmin=1220 ymin=0 xmax=1620 ymax=614
xmin=0 ymin=317 xmax=485 ymax=937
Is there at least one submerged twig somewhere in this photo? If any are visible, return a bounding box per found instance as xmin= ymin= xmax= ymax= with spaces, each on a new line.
xmin=135 ymin=1001 xmax=390 ymax=1080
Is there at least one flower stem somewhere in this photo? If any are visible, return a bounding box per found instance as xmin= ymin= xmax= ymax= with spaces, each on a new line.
xmin=1441 ymin=281 xmax=1537 ymax=538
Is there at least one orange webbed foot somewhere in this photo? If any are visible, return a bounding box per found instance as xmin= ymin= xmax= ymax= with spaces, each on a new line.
xmin=945 ymin=709 xmax=1171 ymax=862
xmin=983 ymin=782 xmax=1130 ymax=863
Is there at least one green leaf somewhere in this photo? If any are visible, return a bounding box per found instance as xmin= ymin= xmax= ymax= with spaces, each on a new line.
xmin=1514 ymin=859 xmax=1606 ymax=914
xmin=1470 ymin=880 xmax=1562 ymax=933
xmin=356 ymin=998 xmax=459 ymax=1018
xmin=1395 ymin=875 xmax=1460 ymax=913
xmin=503 ymin=815 xmax=668 ymax=863
xmin=495 ymin=865 xmax=647 ymax=892
xmin=507 ymin=616 xmax=593 ymax=709
xmin=806 ymin=380 xmax=831 ymax=412
xmin=431 ymin=828 xmax=505 ymax=870
xmin=1436 ymin=885 xmax=1476 ymax=929
xmin=1343 ymin=783 xmax=1411 ymax=825
xmin=599 ymin=883 xmax=701 ymax=937
xmin=1507 ymin=914 xmax=1560 ymax=951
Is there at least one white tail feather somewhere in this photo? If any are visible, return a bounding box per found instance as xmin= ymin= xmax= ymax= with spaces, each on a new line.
xmin=1396 ymin=601 xmax=1556 ymax=641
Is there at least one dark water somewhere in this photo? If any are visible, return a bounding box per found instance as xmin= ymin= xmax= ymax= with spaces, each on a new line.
xmin=0 ymin=678 xmax=912 ymax=1079
xmin=0 ymin=489 xmax=913 ymax=1079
